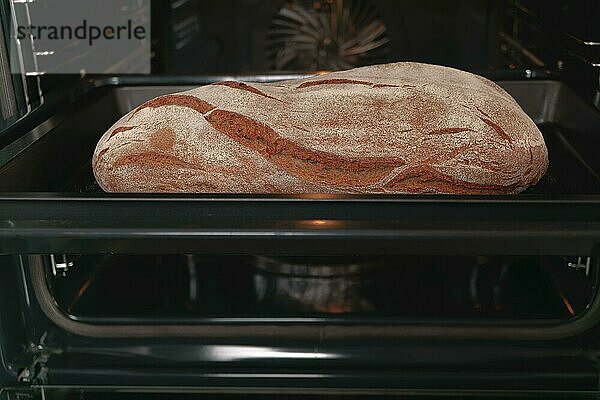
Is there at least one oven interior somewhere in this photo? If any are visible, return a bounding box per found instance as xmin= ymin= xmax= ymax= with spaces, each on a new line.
xmin=1 ymin=0 xmax=600 ymax=397
xmin=0 ymin=251 xmax=596 ymax=394
xmin=1 ymin=77 xmax=599 ymax=344
xmin=45 ymin=254 xmax=594 ymax=322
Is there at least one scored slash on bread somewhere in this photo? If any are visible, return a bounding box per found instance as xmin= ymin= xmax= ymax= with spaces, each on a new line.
xmin=93 ymin=62 xmax=548 ymax=194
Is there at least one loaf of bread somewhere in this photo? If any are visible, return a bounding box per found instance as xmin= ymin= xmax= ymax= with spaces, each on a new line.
xmin=93 ymin=62 xmax=548 ymax=194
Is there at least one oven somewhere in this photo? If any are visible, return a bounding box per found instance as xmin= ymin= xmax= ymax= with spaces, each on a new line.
xmin=1 ymin=1 xmax=600 ymax=399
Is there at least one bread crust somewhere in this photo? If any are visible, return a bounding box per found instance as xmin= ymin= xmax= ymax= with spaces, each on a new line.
xmin=93 ymin=62 xmax=548 ymax=194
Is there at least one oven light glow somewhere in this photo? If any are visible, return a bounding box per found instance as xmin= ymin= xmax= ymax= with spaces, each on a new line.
xmin=297 ymin=219 xmax=343 ymax=228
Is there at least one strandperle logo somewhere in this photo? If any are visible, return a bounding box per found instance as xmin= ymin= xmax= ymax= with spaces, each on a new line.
xmin=9 ymin=0 xmax=150 ymax=74
xmin=16 ymin=19 xmax=147 ymax=46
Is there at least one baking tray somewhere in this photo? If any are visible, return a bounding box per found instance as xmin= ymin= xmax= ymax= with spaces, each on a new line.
xmin=0 ymin=74 xmax=599 ymax=255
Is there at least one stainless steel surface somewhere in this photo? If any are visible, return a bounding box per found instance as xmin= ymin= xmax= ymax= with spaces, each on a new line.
xmin=0 ymin=14 xmax=18 ymax=125
xmin=562 ymin=32 xmax=600 ymax=47
xmin=0 ymin=112 xmax=62 ymax=168
xmin=502 ymin=0 xmax=600 ymax=101
xmin=8 ymin=0 xmax=32 ymax=112
xmin=5 ymin=385 xmax=600 ymax=398
xmin=0 ymin=1 xmax=44 ymax=139
xmin=568 ymin=256 xmax=591 ymax=276
xmin=49 ymin=254 xmax=74 ymax=277
xmin=499 ymin=31 xmax=545 ymax=67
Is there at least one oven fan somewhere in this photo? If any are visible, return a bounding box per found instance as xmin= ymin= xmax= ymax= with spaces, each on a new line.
xmin=266 ymin=0 xmax=390 ymax=71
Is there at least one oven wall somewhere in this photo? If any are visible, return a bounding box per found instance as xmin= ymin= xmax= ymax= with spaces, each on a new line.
xmin=153 ymin=0 xmax=494 ymax=74
xmin=0 ymin=256 xmax=29 ymax=386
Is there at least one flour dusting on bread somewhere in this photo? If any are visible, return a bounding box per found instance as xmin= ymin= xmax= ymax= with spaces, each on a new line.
xmin=93 ymin=62 xmax=548 ymax=194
